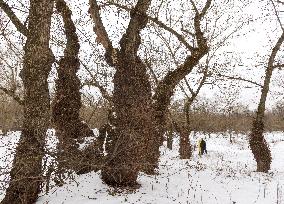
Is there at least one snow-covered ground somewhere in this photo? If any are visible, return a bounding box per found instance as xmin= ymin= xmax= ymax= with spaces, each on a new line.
xmin=0 ymin=131 xmax=284 ymax=204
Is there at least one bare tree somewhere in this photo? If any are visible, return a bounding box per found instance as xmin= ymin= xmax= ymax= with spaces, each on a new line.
xmin=51 ymin=0 xmax=99 ymax=184
xmin=249 ymin=0 xmax=284 ymax=173
xmin=89 ymin=0 xmax=155 ymax=187
xmin=0 ymin=0 xmax=54 ymax=203
xmin=89 ymin=0 xmax=211 ymax=186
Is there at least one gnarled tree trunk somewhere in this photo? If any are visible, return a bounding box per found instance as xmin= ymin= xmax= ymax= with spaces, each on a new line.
xmin=52 ymin=0 xmax=95 ymax=178
xmin=90 ymin=0 xmax=211 ymax=186
xmin=101 ymin=56 xmax=154 ymax=186
xmin=249 ymin=120 xmax=271 ymax=172
xmin=1 ymin=1 xmax=54 ymax=203
xmin=89 ymin=0 xmax=155 ymax=186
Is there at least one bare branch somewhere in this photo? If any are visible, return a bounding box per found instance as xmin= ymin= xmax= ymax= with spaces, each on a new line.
xmin=0 ymin=34 xmax=24 ymax=60
xmin=200 ymin=0 xmax=212 ymax=18
xmin=145 ymin=60 xmax=159 ymax=85
xmin=216 ymin=73 xmax=263 ymax=88
xmin=153 ymin=29 xmax=197 ymax=98
xmin=119 ymin=0 xmax=152 ymax=56
xmin=270 ymin=0 xmax=284 ymax=31
xmin=195 ymin=68 xmax=208 ymax=95
xmin=181 ymin=28 xmax=195 ymax=38
xmin=89 ymin=0 xmax=113 ymax=51
xmin=273 ymin=63 xmax=284 ymax=69
xmin=0 ymin=0 xmax=28 ymax=36
xmin=183 ymin=78 xmax=195 ymax=96
xmin=154 ymin=28 xmax=180 ymax=65
xmin=193 ymin=1 xmax=210 ymax=48
xmin=153 ymin=0 xmax=211 ymax=109
xmin=0 ymin=86 xmax=24 ymax=105
xmin=80 ymin=61 xmax=113 ymax=103
xmin=190 ymin=0 xmax=199 ymax=14
xmin=178 ymin=83 xmax=191 ymax=100
xmin=190 ymin=0 xmax=212 ymax=19
xmin=105 ymin=1 xmax=194 ymax=52
xmin=151 ymin=18 xmax=195 ymax=52
xmin=269 ymin=32 xmax=284 ymax=68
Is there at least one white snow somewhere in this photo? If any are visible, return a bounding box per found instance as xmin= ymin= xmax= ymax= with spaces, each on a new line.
xmin=1 ymin=130 xmax=284 ymax=204
xmin=0 ymin=131 xmax=21 ymax=195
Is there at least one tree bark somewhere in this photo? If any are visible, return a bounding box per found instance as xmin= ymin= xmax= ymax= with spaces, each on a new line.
xmin=178 ymin=126 xmax=192 ymax=159
xmin=101 ymin=56 xmax=154 ymax=186
xmin=1 ymin=1 xmax=54 ymax=203
xmin=249 ymin=120 xmax=271 ymax=172
xmin=180 ymin=98 xmax=195 ymax=159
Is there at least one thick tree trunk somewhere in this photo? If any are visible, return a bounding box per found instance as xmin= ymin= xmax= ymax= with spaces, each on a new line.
xmin=179 ymin=128 xmax=192 ymax=159
xmin=52 ymin=0 xmax=95 ymax=178
xmin=1 ymin=1 xmax=54 ymax=203
xmin=179 ymin=126 xmax=192 ymax=159
xmin=101 ymin=57 xmax=154 ymax=186
xmin=99 ymin=0 xmax=155 ymax=186
xmin=249 ymin=120 xmax=271 ymax=172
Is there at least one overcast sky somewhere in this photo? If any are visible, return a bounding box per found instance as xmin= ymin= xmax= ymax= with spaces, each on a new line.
xmin=191 ymin=0 xmax=284 ymax=111
xmin=1 ymin=0 xmax=284 ymax=111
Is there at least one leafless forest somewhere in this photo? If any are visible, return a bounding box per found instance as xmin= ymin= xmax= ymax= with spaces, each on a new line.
xmin=1 ymin=0 xmax=284 ymax=203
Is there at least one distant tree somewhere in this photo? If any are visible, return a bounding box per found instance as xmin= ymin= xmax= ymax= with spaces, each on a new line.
xmin=179 ymin=62 xmax=209 ymax=159
xmin=214 ymin=82 xmax=242 ymax=143
xmin=0 ymin=95 xmax=23 ymax=134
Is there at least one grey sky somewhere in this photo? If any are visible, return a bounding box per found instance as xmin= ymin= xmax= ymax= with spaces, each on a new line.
xmin=1 ymin=0 xmax=284 ymax=111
